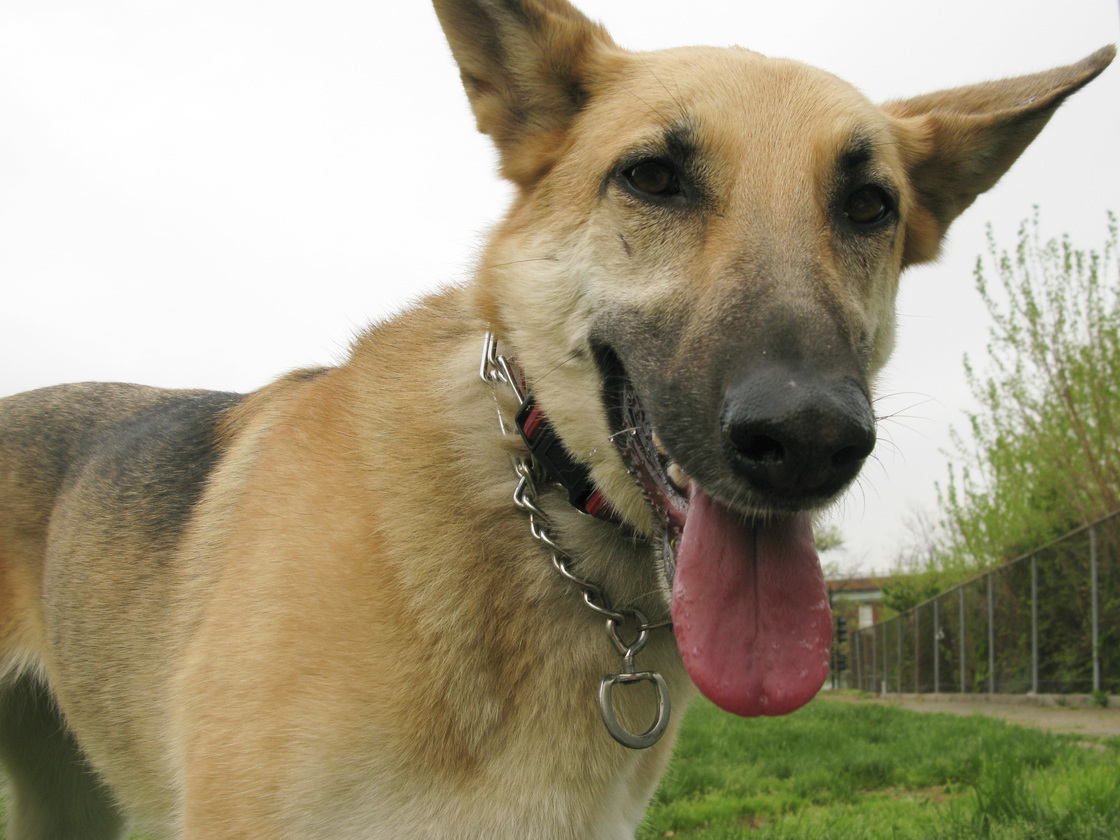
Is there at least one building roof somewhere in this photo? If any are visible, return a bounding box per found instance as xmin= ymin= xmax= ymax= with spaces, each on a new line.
xmin=827 ymin=576 xmax=891 ymax=603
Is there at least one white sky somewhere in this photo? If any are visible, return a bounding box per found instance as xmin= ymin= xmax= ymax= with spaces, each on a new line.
xmin=1 ymin=0 xmax=1118 ymax=575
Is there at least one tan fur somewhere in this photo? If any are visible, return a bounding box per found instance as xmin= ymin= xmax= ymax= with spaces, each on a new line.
xmin=0 ymin=1 xmax=1112 ymax=837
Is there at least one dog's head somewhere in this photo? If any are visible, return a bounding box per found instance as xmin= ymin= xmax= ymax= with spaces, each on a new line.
xmin=434 ymin=0 xmax=1113 ymax=716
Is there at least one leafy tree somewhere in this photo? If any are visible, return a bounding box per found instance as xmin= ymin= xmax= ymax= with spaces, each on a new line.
xmin=936 ymin=210 xmax=1120 ymax=568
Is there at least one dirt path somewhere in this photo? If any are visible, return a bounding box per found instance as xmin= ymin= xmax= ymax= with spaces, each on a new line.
xmin=822 ymin=692 xmax=1120 ymax=739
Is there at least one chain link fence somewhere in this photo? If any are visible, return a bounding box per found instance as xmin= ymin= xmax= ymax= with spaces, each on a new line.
xmin=850 ymin=511 xmax=1120 ymax=696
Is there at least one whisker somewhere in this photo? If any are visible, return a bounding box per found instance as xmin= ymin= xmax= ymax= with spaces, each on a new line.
xmin=873 ymin=391 xmax=938 ymax=424
xmin=477 ymin=256 xmax=559 ymax=271
xmin=606 ymin=426 xmax=640 ymax=444
xmin=636 ymin=53 xmax=686 ymax=115
xmin=620 ymin=93 xmax=663 ymax=124
xmin=524 ymin=351 xmax=588 ymax=393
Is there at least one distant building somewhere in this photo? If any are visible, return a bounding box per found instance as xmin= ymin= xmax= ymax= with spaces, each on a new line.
xmin=825 ymin=576 xmax=894 ymax=689
xmin=828 ymin=576 xmax=889 ymax=629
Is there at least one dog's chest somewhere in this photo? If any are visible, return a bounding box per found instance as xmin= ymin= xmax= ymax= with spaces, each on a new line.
xmin=280 ymin=692 xmax=679 ymax=840
xmin=289 ymin=766 xmax=662 ymax=840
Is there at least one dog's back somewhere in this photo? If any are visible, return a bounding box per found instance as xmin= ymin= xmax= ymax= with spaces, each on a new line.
xmin=0 ymin=382 xmax=241 ymax=672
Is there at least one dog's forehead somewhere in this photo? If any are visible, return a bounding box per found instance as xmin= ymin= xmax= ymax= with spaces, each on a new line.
xmin=586 ymin=45 xmax=888 ymax=166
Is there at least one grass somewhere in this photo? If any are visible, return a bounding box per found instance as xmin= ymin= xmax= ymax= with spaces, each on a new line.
xmin=2 ymin=695 xmax=1118 ymax=838
xmin=638 ymin=695 xmax=1120 ymax=839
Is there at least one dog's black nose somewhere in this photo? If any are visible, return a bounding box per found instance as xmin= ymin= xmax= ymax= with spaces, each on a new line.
xmin=721 ymin=365 xmax=876 ymax=502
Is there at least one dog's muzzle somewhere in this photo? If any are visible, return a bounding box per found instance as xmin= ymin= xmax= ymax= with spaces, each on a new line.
xmin=594 ymin=332 xmax=868 ymax=719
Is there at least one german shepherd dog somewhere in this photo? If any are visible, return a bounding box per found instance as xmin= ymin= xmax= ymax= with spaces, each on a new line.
xmin=0 ymin=0 xmax=1112 ymax=836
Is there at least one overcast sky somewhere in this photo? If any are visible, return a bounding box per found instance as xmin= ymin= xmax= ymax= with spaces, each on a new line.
xmin=2 ymin=0 xmax=1118 ymax=575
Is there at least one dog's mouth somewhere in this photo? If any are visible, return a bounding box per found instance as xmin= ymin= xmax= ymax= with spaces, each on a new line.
xmin=598 ymin=347 xmax=833 ymax=718
xmin=610 ymin=371 xmax=689 ymax=585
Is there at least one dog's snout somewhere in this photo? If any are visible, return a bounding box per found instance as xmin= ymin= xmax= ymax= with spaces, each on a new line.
xmin=722 ymin=366 xmax=876 ymax=503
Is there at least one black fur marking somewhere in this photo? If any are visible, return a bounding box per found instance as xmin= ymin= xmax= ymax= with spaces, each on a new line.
xmin=830 ymin=132 xmax=900 ymax=236
xmin=75 ymin=390 xmax=243 ymax=558
xmin=601 ymin=118 xmax=713 ymax=211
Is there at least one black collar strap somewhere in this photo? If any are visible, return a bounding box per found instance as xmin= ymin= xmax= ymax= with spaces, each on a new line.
xmin=514 ymin=395 xmax=618 ymax=521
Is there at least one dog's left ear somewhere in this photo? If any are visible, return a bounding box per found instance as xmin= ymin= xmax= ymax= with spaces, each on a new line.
xmin=432 ymin=0 xmax=619 ymax=187
xmin=886 ymin=45 xmax=1115 ymax=265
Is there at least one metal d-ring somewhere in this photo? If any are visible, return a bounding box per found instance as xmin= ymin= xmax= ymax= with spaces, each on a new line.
xmin=598 ymin=671 xmax=672 ymax=750
xmin=599 ymin=609 xmax=671 ymax=749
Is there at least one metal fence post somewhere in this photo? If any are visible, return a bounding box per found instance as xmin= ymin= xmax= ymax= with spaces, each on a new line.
xmin=856 ymin=630 xmax=864 ymax=692
xmin=861 ymin=630 xmax=867 ymax=692
xmin=987 ymin=573 xmax=995 ymax=694
xmin=1091 ymin=525 xmax=1100 ymax=694
xmin=896 ymin=616 xmax=902 ymax=695
xmin=1031 ymin=554 xmax=1039 ymax=695
xmin=859 ymin=631 xmax=867 ymax=693
xmin=851 ymin=631 xmax=859 ymax=690
xmin=871 ymin=627 xmax=878 ymax=694
xmin=959 ymin=586 xmax=966 ymax=693
xmin=880 ymin=623 xmax=887 ymax=694
xmin=914 ymin=610 xmax=920 ymax=693
xmin=933 ymin=597 xmax=940 ymax=694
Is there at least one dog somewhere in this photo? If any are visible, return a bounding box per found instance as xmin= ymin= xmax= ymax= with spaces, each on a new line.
xmin=0 ymin=0 xmax=1112 ymax=837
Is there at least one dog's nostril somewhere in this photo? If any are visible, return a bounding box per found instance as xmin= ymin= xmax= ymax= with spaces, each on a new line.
xmin=832 ymin=439 xmax=875 ymax=471
xmin=737 ymin=433 xmax=785 ymax=464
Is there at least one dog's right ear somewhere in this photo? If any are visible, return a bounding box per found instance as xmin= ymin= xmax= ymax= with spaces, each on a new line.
xmin=886 ymin=45 xmax=1115 ymax=266
xmin=432 ymin=0 xmax=619 ymax=187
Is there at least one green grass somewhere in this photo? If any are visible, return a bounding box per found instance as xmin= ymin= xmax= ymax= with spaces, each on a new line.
xmin=2 ymin=696 xmax=1118 ymax=839
xmin=638 ymin=695 xmax=1120 ymax=839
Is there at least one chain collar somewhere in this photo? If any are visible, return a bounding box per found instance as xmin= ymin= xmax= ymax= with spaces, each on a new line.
xmin=479 ymin=331 xmax=672 ymax=750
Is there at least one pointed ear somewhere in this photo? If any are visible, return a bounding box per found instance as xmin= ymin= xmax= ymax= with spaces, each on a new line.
xmin=432 ymin=0 xmax=619 ymax=186
xmin=885 ymin=46 xmax=1115 ymax=265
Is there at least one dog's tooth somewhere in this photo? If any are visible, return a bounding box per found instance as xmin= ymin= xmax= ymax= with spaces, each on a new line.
xmin=652 ymin=431 xmax=667 ymax=456
xmin=666 ymin=461 xmax=689 ymax=491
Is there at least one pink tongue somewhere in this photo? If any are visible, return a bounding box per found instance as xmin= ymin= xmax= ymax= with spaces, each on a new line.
xmin=670 ymin=488 xmax=832 ymax=717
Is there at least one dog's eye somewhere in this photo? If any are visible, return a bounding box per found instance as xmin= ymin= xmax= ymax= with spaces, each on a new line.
xmin=844 ymin=185 xmax=893 ymax=226
xmin=624 ymin=160 xmax=680 ymax=197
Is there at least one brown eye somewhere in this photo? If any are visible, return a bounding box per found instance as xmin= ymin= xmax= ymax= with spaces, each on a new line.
xmin=624 ymin=160 xmax=679 ymax=197
xmin=844 ymin=185 xmax=892 ymax=226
